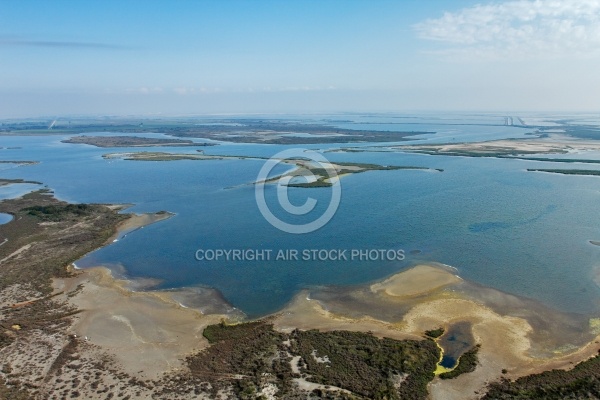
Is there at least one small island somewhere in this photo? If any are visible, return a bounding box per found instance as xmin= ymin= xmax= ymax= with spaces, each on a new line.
xmin=267 ymin=160 xmax=439 ymax=188
xmin=103 ymin=151 xmax=228 ymax=161
xmin=103 ymin=151 xmax=442 ymax=187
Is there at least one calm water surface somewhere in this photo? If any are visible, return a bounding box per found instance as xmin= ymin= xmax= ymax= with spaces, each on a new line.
xmin=1 ymin=115 xmax=599 ymax=317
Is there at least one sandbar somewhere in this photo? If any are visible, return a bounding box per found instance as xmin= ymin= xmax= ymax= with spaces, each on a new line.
xmin=370 ymin=264 xmax=462 ymax=297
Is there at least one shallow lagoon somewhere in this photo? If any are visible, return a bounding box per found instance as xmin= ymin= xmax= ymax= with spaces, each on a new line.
xmin=1 ymin=115 xmax=600 ymax=317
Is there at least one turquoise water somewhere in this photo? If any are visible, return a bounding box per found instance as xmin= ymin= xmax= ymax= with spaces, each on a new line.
xmin=1 ymin=115 xmax=600 ymax=318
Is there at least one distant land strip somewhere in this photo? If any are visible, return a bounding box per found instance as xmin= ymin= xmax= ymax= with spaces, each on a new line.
xmin=527 ymin=169 xmax=600 ymax=176
xmin=62 ymin=135 xmax=217 ymax=148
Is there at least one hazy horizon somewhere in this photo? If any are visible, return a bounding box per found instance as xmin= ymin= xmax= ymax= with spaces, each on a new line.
xmin=2 ymin=0 xmax=600 ymax=117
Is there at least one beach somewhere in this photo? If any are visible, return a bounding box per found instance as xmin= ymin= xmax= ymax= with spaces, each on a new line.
xmin=53 ymin=266 xmax=231 ymax=380
xmin=51 ymin=257 xmax=600 ymax=399
xmin=3 ymin=155 xmax=600 ymax=397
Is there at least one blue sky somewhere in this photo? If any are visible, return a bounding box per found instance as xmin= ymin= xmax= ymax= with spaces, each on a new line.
xmin=1 ymin=0 xmax=600 ymax=117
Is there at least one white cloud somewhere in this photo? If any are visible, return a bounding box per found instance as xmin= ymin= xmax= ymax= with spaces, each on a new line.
xmin=414 ymin=0 xmax=600 ymax=59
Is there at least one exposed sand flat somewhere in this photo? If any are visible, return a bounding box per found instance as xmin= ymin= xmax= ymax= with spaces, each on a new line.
xmin=404 ymin=298 xmax=533 ymax=400
xmin=54 ymin=267 xmax=229 ymax=380
xmin=273 ymin=290 xmax=536 ymax=400
xmin=272 ymin=264 xmax=600 ymax=400
xmin=273 ymin=266 xmax=536 ymax=400
xmin=422 ymin=297 xmax=600 ymax=400
xmin=370 ymin=264 xmax=461 ymax=297
xmin=48 ymin=210 xmax=230 ymax=381
xmin=46 ymin=261 xmax=600 ymax=398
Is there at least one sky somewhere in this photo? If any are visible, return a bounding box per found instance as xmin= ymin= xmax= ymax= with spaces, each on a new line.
xmin=1 ymin=0 xmax=600 ymax=117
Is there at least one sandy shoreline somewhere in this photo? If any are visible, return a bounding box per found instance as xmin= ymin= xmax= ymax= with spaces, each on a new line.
xmin=52 ymin=210 xmax=238 ymax=379
xmin=48 ymin=211 xmax=600 ymax=398
xmin=54 ymin=266 xmax=231 ymax=380
xmin=3 ymin=192 xmax=598 ymax=398
xmin=273 ymin=265 xmax=600 ymax=399
xmin=104 ymin=207 xmax=174 ymax=244
xmin=55 ymin=253 xmax=600 ymax=399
